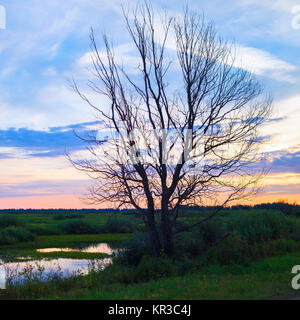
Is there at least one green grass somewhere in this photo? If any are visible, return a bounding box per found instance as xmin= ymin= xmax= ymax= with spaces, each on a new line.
xmin=42 ymin=252 xmax=300 ymax=300
xmin=1 ymin=209 xmax=300 ymax=300
xmin=14 ymin=250 xmax=110 ymax=260
xmin=1 ymin=233 xmax=131 ymax=250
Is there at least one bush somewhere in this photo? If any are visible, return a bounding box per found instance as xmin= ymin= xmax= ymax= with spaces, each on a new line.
xmin=225 ymin=211 xmax=300 ymax=243
xmin=62 ymin=220 xmax=98 ymax=234
xmin=102 ymin=217 xmax=134 ymax=233
xmin=53 ymin=215 xmax=66 ymax=221
xmin=0 ymin=215 xmax=23 ymax=228
xmin=99 ymin=264 xmax=136 ymax=285
xmin=135 ymin=256 xmax=176 ymax=281
xmin=206 ymin=235 xmax=250 ymax=265
xmin=0 ymin=229 xmax=15 ymax=245
xmin=173 ymin=220 xmax=227 ymax=259
xmin=0 ymin=226 xmax=35 ymax=245
xmin=175 ymin=258 xmax=198 ymax=276
xmin=53 ymin=214 xmax=84 ymax=221
xmin=27 ymin=225 xmax=60 ymax=236
xmin=173 ymin=232 xmax=206 ymax=258
xmin=116 ymin=232 xmax=153 ymax=266
xmin=206 ymin=235 xmax=300 ymax=266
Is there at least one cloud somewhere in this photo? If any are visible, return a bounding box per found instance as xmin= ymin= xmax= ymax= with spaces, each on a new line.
xmin=269 ymin=150 xmax=300 ymax=173
xmin=263 ymin=183 xmax=300 ymax=196
xmin=234 ymin=46 xmax=297 ymax=83
xmin=260 ymin=94 xmax=300 ymax=154
xmin=0 ymin=121 xmax=101 ymax=158
xmin=0 ymin=179 xmax=90 ymax=198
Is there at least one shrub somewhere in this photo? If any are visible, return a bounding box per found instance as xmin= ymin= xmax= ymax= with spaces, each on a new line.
xmin=206 ymin=236 xmax=300 ymax=266
xmin=116 ymin=232 xmax=153 ymax=266
xmin=102 ymin=217 xmax=134 ymax=233
xmin=196 ymin=219 xmax=227 ymax=245
xmin=175 ymin=258 xmax=198 ymax=276
xmin=0 ymin=229 xmax=15 ymax=245
xmin=53 ymin=214 xmax=84 ymax=221
xmin=0 ymin=215 xmax=23 ymax=228
xmin=173 ymin=232 xmax=206 ymax=259
xmin=5 ymin=226 xmax=35 ymax=242
xmin=173 ymin=220 xmax=227 ymax=259
xmin=206 ymin=235 xmax=250 ymax=265
xmin=225 ymin=212 xmax=300 ymax=243
xmin=99 ymin=264 xmax=136 ymax=285
xmin=135 ymin=256 xmax=176 ymax=281
xmin=62 ymin=220 xmax=98 ymax=234
xmin=27 ymin=225 xmax=60 ymax=236
xmin=53 ymin=215 xmax=66 ymax=221
xmin=0 ymin=226 xmax=35 ymax=245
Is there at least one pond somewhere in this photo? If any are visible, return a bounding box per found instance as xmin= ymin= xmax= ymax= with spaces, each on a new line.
xmin=36 ymin=243 xmax=116 ymax=255
xmin=0 ymin=242 xmax=119 ymax=287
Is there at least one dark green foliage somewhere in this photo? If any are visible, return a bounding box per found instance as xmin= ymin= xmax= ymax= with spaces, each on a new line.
xmin=0 ymin=226 xmax=35 ymax=245
xmin=206 ymin=236 xmax=300 ymax=265
xmin=173 ymin=220 xmax=227 ymax=259
xmin=102 ymin=217 xmax=134 ymax=233
xmin=0 ymin=215 xmax=23 ymax=228
xmin=53 ymin=214 xmax=85 ymax=220
xmin=53 ymin=215 xmax=66 ymax=221
xmin=116 ymin=232 xmax=153 ymax=266
xmin=135 ymin=256 xmax=176 ymax=281
xmin=27 ymin=225 xmax=59 ymax=236
xmin=225 ymin=211 xmax=300 ymax=243
xmin=62 ymin=220 xmax=99 ymax=234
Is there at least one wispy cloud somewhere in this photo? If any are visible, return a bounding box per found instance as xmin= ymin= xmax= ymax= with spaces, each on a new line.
xmin=235 ymin=46 xmax=298 ymax=83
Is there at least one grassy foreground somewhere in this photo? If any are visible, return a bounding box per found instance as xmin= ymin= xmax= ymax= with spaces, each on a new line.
xmin=2 ymin=252 xmax=298 ymax=300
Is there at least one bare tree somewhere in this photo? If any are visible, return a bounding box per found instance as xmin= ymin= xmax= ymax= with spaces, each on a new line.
xmin=70 ymin=3 xmax=272 ymax=257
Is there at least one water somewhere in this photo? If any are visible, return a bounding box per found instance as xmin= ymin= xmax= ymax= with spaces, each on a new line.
xmin=0 ymin=242 xmax=117 ymax=287
xmin=36 ymin=243 xmax=117 ymax=255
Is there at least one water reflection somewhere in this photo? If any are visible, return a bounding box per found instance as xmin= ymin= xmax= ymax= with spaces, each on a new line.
xmin=37 ymin=243 xmax=116 ymax=255
xmin=0 ymin=242 xmax=119 ymax=287
xmin=0 ymin=257 xmax=112 ymax=286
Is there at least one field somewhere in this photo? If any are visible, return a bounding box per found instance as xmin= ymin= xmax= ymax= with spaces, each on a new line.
xmin=1 ymin=204 xmax=300 ymax=300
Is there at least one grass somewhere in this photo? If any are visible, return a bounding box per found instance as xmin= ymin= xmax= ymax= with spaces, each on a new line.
xmin=12 ymin=250 xmax=111 ymax=260
xmin=1 ymin=208 xmax=300 ymax=300
xmin=2 ymin=212 xmax=143 ymax=234
xmin=41 ymin=252 xmax=300 ymax=300
xmin=1 ymin=233 xmax=131 ymax=250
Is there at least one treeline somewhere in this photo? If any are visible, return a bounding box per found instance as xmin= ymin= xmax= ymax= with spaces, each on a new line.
xmin=0 ymin=208 xmax=137 ymax=215
xmin=0 ymin=201 xmax=299 ymax=216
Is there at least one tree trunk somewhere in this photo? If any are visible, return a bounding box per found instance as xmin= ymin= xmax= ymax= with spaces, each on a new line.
xmin=161 ymin=203 xmax=174 ymax=257
xmin=145 ymin=210 xmax=161 ymax=257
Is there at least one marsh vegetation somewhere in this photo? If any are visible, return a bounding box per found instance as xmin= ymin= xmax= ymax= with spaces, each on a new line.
xmin=0 ymin=203 xmax=300 ymax=299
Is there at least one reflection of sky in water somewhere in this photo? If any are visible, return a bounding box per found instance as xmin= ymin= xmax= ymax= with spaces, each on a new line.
xmin=37 ymin=243 xmax=115 ymax=255
xmin=0 ymin=265 xmax=5 ymax=289
xmin=0 ymin=243 xmax=121 ymax=286
xmin=0 ymin=258 xmax=112 ymax=286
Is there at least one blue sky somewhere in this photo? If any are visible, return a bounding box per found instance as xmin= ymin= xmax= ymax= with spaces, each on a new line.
xmin=0 ymin=0 xmax=300 ymax=208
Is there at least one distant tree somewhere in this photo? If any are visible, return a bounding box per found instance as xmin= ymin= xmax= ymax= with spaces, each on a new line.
xmin=70 ymin=3 xmax=272 ymax=257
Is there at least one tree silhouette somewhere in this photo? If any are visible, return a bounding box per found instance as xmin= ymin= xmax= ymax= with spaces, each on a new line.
xmin=70 ymin=3 xmax=272 ymax=257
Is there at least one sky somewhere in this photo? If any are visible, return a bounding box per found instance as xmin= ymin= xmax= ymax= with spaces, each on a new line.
xmin=0 ymin=0 xmax=300 ymax=208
